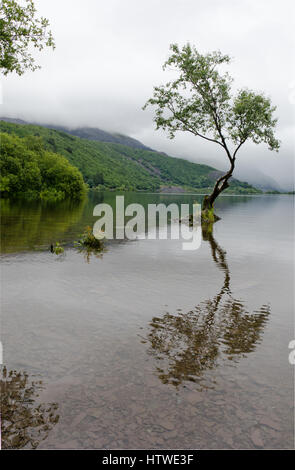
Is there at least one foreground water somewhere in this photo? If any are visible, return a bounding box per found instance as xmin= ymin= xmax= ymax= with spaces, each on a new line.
xmin=0 ymin=192 xmax=294 ymax=449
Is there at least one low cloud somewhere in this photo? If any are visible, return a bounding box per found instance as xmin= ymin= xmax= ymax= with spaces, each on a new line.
xmin=1 ymin=0 xmax=294 ymax=189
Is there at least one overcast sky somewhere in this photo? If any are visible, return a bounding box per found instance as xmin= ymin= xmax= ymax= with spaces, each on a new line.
xmin=1 ymin=0 xmax=294 ymax=189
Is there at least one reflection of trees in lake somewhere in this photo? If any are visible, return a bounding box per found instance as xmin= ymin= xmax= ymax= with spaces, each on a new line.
xmin=146 ymin=226 xmax=270 ymax=387
xmin=0 ymin=198 xmax=85 ymax=254
xmin=0 ymin=367 xmax=59 ymax=449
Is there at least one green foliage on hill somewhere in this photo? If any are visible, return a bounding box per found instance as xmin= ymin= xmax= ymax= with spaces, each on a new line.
xmin=0 ymin=131 xmax=86 ymax=200
xmin=0 ymin=121 xmax=260 ymax=193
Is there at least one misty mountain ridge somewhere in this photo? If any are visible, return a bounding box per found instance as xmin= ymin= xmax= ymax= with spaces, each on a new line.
xmin=0 ymin=117 xmax=152 ymax=151
xmin=0 ymin=117 xmax=285 ymax=191
xmin=1 ymin=119 xmax=262 ymax=194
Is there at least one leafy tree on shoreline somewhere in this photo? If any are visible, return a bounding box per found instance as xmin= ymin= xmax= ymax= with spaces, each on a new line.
xmin=0 ymin=0 xmax=55 ymax=75
xmin=144 ymin=43 xmax=280 ymax=213
xmin=0 ymin=132 xmax=85 ymax=200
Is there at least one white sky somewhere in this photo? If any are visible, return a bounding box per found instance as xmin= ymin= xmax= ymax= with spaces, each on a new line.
xmin=1 ymin=0 xmax=294 ymax=189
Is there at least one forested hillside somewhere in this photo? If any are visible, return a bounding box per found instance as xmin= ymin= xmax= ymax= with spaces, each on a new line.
xmin=0 ymin=120 xmax=260 ymax=193
xmin=0 ymin=132 xmax=85 ymax=200
xmin=0 ymin=117 xmax=152 ymax=150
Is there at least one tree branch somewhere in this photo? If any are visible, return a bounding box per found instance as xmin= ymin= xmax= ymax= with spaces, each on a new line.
xmin=189 ymin=75 xmax=234 ymax=164
xmin=166 ymin=101 xmax=225 ymax=148
xmin=233 ymin=139 xmax=246 ymax=159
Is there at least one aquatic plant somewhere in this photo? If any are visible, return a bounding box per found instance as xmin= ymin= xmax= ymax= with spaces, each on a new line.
xmin=75 ymin=225 xmax=105 ymax=249
xmin=51 ymin=241 xmax=64 ymax=254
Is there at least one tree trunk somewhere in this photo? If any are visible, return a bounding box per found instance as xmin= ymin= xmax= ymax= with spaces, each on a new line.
xmin=202 ymin=163 xmax=235 ymax=212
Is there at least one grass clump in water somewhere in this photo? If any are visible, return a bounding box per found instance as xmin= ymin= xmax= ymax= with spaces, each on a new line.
xmin=50 ymin=242 xmax=64 ymax=254
xmin=76 ymin=226 xmax=105 ymax=249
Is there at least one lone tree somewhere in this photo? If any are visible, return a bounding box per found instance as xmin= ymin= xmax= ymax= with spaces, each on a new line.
xmin=0 ymin=0 xmax=55 ymax=75
xmin=144 ymin=43 xmax=280 ymax=215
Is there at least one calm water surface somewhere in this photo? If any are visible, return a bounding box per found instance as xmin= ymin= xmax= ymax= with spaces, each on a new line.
xmin=0 ymin=192 xmax=294 ymax=449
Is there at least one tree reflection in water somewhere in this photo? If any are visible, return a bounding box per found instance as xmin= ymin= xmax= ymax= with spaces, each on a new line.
xmin=0 ymin=367 xmax=59 ymax=449
xmin=75 ymin=245 xmax=106 ymax=263
xmin=146 ymin=225 xmax=270 ymax=387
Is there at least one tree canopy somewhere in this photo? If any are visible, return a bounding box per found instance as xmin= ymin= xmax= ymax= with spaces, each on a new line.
xmin=144 ymin=43 xmax=280 ymax=210
xmin=0 ymin=0 xmax=55 ymax=75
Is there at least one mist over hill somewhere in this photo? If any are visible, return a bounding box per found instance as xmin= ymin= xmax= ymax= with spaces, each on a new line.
xmin=0 ymin=117 xmax=152 ymax=151
xmin=1 ymin=117 xmax=288 ymax=192
xmin=0 ymin=118 xmax=260 ymax=194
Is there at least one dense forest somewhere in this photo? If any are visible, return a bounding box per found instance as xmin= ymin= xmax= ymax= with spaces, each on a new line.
xmin=0 ymin=120 xmax=260 ymax=194
xmin=0 ymin=132 xmax=86 ymax=200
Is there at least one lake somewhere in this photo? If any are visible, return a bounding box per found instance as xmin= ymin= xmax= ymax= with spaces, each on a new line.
xmin=0 ymin=192 xmax=294 ymax=449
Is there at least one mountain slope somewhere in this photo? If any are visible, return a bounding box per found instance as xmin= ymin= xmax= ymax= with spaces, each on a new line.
xmin=0 ymin=120 xmax=259 ymax=193
xmin=0 ymin=117 xmax=152 ymax=150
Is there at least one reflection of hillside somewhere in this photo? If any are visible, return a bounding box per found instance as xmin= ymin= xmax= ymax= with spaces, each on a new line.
xmin=0 ymin=192 xmax=259 ymax=254
xmin=0 ymin=367 xmax=59 ymax=449
xmin=146 ymin=226 xmax=270 ymax=387
xmin=0 ymin=198 xmax=85 ymax=253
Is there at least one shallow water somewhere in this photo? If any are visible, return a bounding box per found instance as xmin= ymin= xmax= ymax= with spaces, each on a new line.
xmin=0 ymin=192 xmax=294 ymax=449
